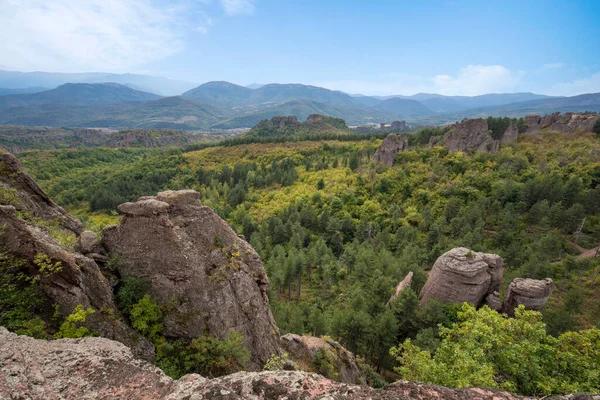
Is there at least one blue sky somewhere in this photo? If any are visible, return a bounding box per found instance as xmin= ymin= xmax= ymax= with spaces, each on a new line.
xmin=1 ymin=0 xmax=599 ymax=96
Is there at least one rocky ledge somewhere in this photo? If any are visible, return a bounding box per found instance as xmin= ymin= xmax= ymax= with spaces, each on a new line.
xmin=3 ymin=327 xmax=597 ymax=400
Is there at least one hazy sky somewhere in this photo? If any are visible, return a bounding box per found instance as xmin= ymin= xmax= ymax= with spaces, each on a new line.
xmin=1 ymin=0 xmax=599 ymax=96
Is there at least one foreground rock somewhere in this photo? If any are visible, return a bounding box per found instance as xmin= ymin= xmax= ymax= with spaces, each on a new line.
xmin=419 ymin=247 xmax=503 ymax=307
xmin=430 ymin=118 xmax=498 ymax=153
xmin=4 ymin=327 xmax=593 ymax=400
xmin=372 ymin=134 xmax=409 ymax=167
xmin=102 ymin=190 xmax=281 ymax=370
xmin=0 ymin=152 xmax=153 ymax=360
xmin=503 ymin=278 xmax=554 ymax=316
xmin=281 ymin=334 xmax=366 ymax=385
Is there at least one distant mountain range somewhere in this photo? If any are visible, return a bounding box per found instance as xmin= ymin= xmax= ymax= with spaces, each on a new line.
xmin=0 ymin=77 xmax=598 ymax=131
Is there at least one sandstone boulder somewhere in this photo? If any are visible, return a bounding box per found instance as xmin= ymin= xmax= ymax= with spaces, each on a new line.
xmin=102 ymin=190 xmax=281 ymax=370
xmin=1 ymin=327 xmax=567 ymax=400
xmin=430 ymin=118 xmax=498 ymax=153
xmin=419 ymin=247 xmax=504 ymax=307
xmin=502 ymin=278 xmax=554 ymax=316
xmin=75 ymin=230 xmax=105 ymax=255
xmin=372 ymin=134 xmax=409 ymax=167
xmin=280 ymin=334 xmax=366 ymax=385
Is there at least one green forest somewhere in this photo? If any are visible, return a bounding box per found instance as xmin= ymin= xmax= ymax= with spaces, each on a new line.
xmin=13 ymin=127 xmax=600 ymax=395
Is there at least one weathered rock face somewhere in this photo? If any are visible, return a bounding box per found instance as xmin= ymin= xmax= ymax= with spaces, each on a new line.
xmin=419 ymin=248 xmax=504 ymax=307
xmin=0 ymin=205 xmax=154 ymax=360
xmin=502 ymin=278 xmax=554 ymax=316
xmin=280 ymin=334 xmax=366 ymax=385
xmin=5 ymin=327 xmax=587 ymax=400
xmin=387 ymin=271 xmax=413 ymax=306
xmin=390 ymin=120 xmax=408 ymax=132
xmin=372 ymin=134 xmax=409 ymax=167
xmin=430 ymin=118 xmax=498 ymax=153
xmin=102 ymin=190 xmax=281 ymax=370
xmin=0 ymin=151 xmax=153 ymax=360
xmin=505 ymin=112 xmax=600 ymax=138
xmin=0 ymin=151 xmax=83 ymax=234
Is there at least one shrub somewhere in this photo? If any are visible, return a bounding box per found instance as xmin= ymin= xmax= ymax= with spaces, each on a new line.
xmin=116 ymin=275 xmax=151 ymax=316
xmin=129 ymin=294 xmax=163 ymax=340
xmin=54 ymin=304 xmax=96 ymax=339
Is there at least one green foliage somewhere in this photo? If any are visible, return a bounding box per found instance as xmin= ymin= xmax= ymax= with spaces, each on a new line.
xmin=54 ymin=304 xmax=96 ymax=339
xmin=129 ymin=294 xmax=163 ymax=340
xmin=314 ymin=348 xmax=340 ymax=381
xmin=115 ymin=275 xmax=152 ymax=316
xmin=0 ymin=253 xmax=49 ymax=338
xmin=263 ymin=352 xmax=291 ymax=371
xmin=593 ymin=119 xmax=600 ymax=135
xmin=486 ymin=116 xmax=512 ymax=140
xmin=392 ymin=304 xmax=600 ymax=396
xmin=0 ymin=186 xmax=21 ymax=206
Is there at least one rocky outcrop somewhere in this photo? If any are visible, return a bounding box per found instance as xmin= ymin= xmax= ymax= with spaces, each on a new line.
xmin=102 ymin=190 xmax=281 ymax=370
xmin=0 ymin=205 xmax=154 ymax=360
xmin=372 ymin=134 xmax=409 ymax=167
xmin=504 ymin=112 xmax=600 ymax=138
xmin=419 ymin=248 xmax=503 ymax=307
xmin=387 ymin=271 xmax=413 ymax=306
xmin=0 ymin=151 xmax=83 ymax=234
xmin=502 ymin=278 xmax=554 ymax=316
xmin=390 ymin=120 xmax=408 ymax=132
xmin=280 ymin=334 xmax=366 ymax=385
xmin=5 ymin=327 xmax=590 ymax=400
xmin=429 ymin=118 xmax=498 ymax=153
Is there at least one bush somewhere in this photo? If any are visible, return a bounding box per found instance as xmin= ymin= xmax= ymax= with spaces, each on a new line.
xmin=116 ymin=275 xmax=152 ymax=316
xmin=186 ymin=331 xmax=250 ymax=377
xmin=391 ymin=304 xmax=600 ymax=396
xmin=129 ymin=295 xmax=163 ymax=340
xmin=54 ymin=304 xmax=95 ymax=339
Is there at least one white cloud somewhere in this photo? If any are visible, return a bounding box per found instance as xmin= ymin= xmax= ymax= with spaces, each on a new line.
xmin=0 ymin=0 xmax=256 ymax=73
xmin=0 ymin=0 xmax=186 ymax=72
xmin=219 ymin=0 xmax=255 ymax=15
xmin=317 ymin=65 xmax=524 ymax=96
xmin=549 ymin=72 xmax=600 ymax=96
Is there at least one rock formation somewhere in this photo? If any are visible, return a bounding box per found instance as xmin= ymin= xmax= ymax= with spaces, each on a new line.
xmin=372 ymin=134 xmax=409 ymax=167
xmin=0 ymin=151 xmax=153 ymax=360
xmin=0 ymin=151 xmax=83 ymax=234
xmin=419 ymin=248 xmax=503 ymax=307
xmin=429 ymin=118 xmax=499 ymax=153
xmin=503 ymin=112 xmax=600 ymax=138
xmin=102 ymin=190 xmax=281 ymax=370
xmin=280 ymin=334 xmax=366 ymax=385
xmin=387 ymin=271 xmax=413 ymax=306
xmin=3 ymin=327 xmax=585 ymax=400
xmin=390 ymin=120 xmax=408 ymax=131
xmin=502 ymin=278 xmax=554 ymax=316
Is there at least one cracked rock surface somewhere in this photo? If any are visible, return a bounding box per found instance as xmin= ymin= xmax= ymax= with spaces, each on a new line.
xmin=102 ymin=190 xmax=282 ymax=370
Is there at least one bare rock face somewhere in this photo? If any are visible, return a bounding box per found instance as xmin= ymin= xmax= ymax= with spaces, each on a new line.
xmin=502 ymin=123 xmax=519 ymax=143
xmin=511 ymin=112 xmax=600 ymax=137
xmin=2 ymin=327 xmax=574 ymax=400
xmin=0 ymin=205 xmax=154 ymax=360
xmin=419 ymin=248 xmax=504 ymax=307
xmin=372 ymin=134 xmax=409 ymax=167
xmin=75 ymin=230 xmax=105 ymax=255
xmin=0 ymin=151 xmax=83 ymax=234
xmin=387 ymin=271 xmax=413 ymax=306
xmin=502 ymin=278 xmax=554 ymax=316
xmin=430 ymin=118 xmax=498 ymax=153
xmin=390 ymin=120 xmax=408 ymax=132
xmin=280 ymin=334 xmax=366 ymax=385
xmin=102 ymin=190 xmax=281 ymax=370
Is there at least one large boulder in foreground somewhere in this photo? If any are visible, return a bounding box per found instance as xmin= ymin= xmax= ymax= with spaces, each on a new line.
xmin=503 ymin=278 xmax=554 ymax=317
xmin=372 ymin=134 xmax=409 ymax=167
xmin=1 ymin=327 xmax=570 ymax=400
xmin=419 ymin=247 xmax=504 ymax=307
xmin=102 ymin=190 xmax=281 ymax=370
xmin=281 ymin=334 xmax=366 ymax=385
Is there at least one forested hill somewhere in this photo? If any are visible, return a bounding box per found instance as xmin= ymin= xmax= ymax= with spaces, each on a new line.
xmin=246 ymin=114 xmax=350 ymax=137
